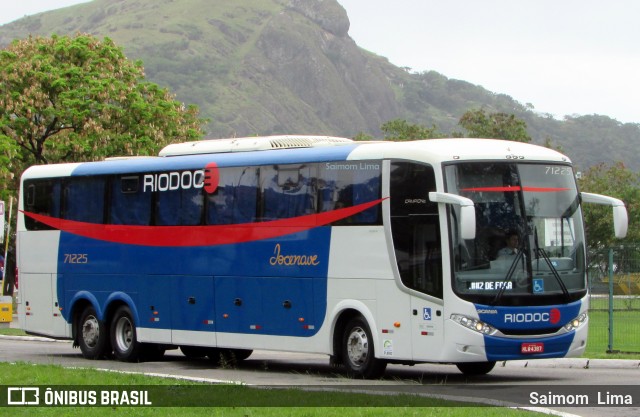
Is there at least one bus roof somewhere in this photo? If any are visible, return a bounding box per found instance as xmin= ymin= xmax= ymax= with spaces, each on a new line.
xmin=365 ymin=138 xmax=571 ymax=164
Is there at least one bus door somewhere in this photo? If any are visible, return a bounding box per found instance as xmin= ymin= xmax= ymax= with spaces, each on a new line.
xmin=17 ymin=227 xmax=70 ymax=338
xmin=389 ymin=161 xmax=445 ymax=360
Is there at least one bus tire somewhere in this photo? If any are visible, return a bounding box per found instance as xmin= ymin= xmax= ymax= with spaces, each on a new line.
xmin=142 ymin=344 xmax=166 ymax=361
xmin=110 ymin=305 xmax=143 ymax=362
xmin=456 ymin=361 xmax=496 ymax=375
xmin=341 ymin=316 xmax=387 ymax=379
xmin=77 ymin=305 xmax=110 ymax=359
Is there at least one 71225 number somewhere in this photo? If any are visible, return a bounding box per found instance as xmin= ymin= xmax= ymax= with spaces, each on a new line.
xmin=64 ymin=254 xmax=88 ymax=264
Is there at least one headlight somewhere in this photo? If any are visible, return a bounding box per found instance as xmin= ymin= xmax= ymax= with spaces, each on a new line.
xmin=563 ymin=312 xmax=588 ymax=331
xmin=451 ymin=314 xmax=497 ymax=335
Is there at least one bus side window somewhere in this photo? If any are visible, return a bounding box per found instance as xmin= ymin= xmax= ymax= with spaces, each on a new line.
xmin=63 ymin=177 xmax=106 ymax=224
xmin=23 ymin=180 xmax=61 ymax=230
xmin=318 ymin=161 xmax=381 ymax=225
xmin=206 ymin=167 xmax=259 ymax=225
xmin=352 ymin=165 xmax=381 ymax=224
xmin=260 ymin=164 xmax=316 ymax=221
xmin=156 ymin=184 xmax=203 ymax=226
xmin=110 ymin=176 xmax=152 ymax=225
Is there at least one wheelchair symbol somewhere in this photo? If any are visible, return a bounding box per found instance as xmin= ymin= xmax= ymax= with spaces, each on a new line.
xmin=533 ymin=279 xmax=544 ymax=294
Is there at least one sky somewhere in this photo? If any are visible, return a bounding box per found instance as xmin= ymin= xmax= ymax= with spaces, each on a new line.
xmin=1 ymin=0 xmax=638 ymax=124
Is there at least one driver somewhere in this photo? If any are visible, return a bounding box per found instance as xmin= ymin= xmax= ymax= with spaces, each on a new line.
xmin=498 ymin=231 xmax=519 ymax=256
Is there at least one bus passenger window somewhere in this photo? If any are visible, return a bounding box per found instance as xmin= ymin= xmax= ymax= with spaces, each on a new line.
xmin=156 ymin=184 xmax=203 ymax=226
xmin=206 ymin=167 xmax=259 ymax=224
xmin=260 ymin=164 xmax=316 ymax=221
xmin=318 ymin=161 xmax=381 ymax=225
xmin=63 ymin=178 xmax=106 ymax=224
xmin=24 ymin=180 xmax=61 ymax=230
xmin=110 ymin=176 xmax=152 ymax=225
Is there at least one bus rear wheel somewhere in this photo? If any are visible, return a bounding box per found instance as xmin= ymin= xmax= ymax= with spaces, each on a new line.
xmin=77 ymin=305 xmax=110 ymax=359
xmin=341 ymin=317 xmax=386 ymax=379
xmin=456 ymin=361 xmax=496 ymax=375
xmin=110 ymin=305 xmax=143 ymax=362
xmin=142 ymin=344 xmax=166 ymax=361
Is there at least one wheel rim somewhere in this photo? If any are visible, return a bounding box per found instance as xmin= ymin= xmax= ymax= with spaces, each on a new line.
xmin=82 ymin=315 xmax=100 ymax=348
xmin=346 ymin=326 xmax=368 ymax=367
xmin=114 ymin=316 xmax=133 ymax=352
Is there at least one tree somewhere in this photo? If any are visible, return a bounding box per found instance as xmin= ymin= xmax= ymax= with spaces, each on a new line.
xmin=578 ymin=162 xmax=640 ymax=251
xmin=352 ymin=132 xmax=374 ymax=141
xmin=458 ymin=109 xmax=531 ymax=142
xmin=380 ymin=119 xmax=441 ymax=141
xmin=0 ymin=34 xmax=205 ymax=174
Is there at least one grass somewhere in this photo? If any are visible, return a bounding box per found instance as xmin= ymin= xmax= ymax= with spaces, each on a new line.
xmin=586 ymin=296 xmax=640 ymax=357
xmin=0 ymin=363 xmax=536 ymax=416
xmin=0 ymin=327 xmax=26 ymax=336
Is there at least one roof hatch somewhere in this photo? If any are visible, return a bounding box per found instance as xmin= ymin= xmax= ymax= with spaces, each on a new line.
xmin=159 ymin=135 xmax=354 ymax=157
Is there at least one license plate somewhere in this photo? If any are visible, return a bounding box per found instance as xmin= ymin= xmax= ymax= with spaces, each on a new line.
xmin=521 ymin=342 xmax=544 ymax=354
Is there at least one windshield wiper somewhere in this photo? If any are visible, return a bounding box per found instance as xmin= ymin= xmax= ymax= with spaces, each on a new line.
xmin=490 ymin=245 xmax=525 ymax=306
xmin=532 ymin=225 xmax=571 ymax=302
xmin=535 ymin=247 xmax=571 ymax=302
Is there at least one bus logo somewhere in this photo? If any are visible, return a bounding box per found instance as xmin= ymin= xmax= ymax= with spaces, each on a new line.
xmin=269 ymin=243 xmax=320 ymax=267
xmin=142 ymin=170 xmax=205 ymax=192
xmin=204 ymin=162 xmax=219 ymax=194
xmin=504 ymin=308 xmax=561 ymax=324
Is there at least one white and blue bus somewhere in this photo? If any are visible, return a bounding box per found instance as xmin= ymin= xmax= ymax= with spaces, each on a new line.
xmin=16 ymin=136 xmax=627 ymax=377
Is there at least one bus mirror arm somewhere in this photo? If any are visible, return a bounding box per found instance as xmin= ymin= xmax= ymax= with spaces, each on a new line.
xmin=429 ymin=192 xmax=476 ymax=240
xmin=581 ymin=192 xmax=628 ymax=239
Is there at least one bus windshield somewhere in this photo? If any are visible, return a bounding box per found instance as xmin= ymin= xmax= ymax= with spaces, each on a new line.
xmin=444 ymin=162 xmax=586 ymax=306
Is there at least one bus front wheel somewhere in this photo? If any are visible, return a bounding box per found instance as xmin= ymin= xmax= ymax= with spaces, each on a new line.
xmin=110 ymin=305 xmax=143 ymax=362
xmin=341 ymin=317 xmax=387 ymax=379
xmin=456 ymin=361 xmax=496 ymax=375
xmin=77 ymin=305 xmax=110 ymax=359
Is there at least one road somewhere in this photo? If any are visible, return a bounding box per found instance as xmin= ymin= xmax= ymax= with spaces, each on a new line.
xmin=0 ymin=335 xmax=639 ymax=416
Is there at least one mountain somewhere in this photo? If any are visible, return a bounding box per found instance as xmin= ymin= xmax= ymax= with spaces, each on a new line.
xmin=1 ymin=0 xmax=639 ymax=170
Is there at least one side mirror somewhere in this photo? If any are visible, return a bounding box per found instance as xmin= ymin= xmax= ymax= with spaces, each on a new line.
xmin=581 ymin=192 xmax=628 ymax=239
xmin=429 ymin=192 xmax=476 ymax=240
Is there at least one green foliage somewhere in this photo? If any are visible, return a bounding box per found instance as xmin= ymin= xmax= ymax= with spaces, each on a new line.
xmin=380 ymin=119 xmax=442 ymax=140
xmin=0 ymin=33 xmax=205 ymax=172
xmin=458 ymin=109 xmax=531 ymax=142
xmin=578 ymin=162 xmax=640 ymax=250
xmin=557 ymin=115 xmax=640 ymax=171
xmin=543 ymin=137 xmax=564 ymax=153
xmin=352 ymin=132 xmax=374 ymax=141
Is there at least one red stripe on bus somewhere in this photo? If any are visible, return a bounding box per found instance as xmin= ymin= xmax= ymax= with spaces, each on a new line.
xmin=461 ymin=186 xmax=569 ymax=192
xmin=21 ymin=198 xmax=385 ymax=247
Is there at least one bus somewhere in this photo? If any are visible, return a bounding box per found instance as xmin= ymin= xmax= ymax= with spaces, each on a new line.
xmin=16 ymin=136 xmax=627 ymax=378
